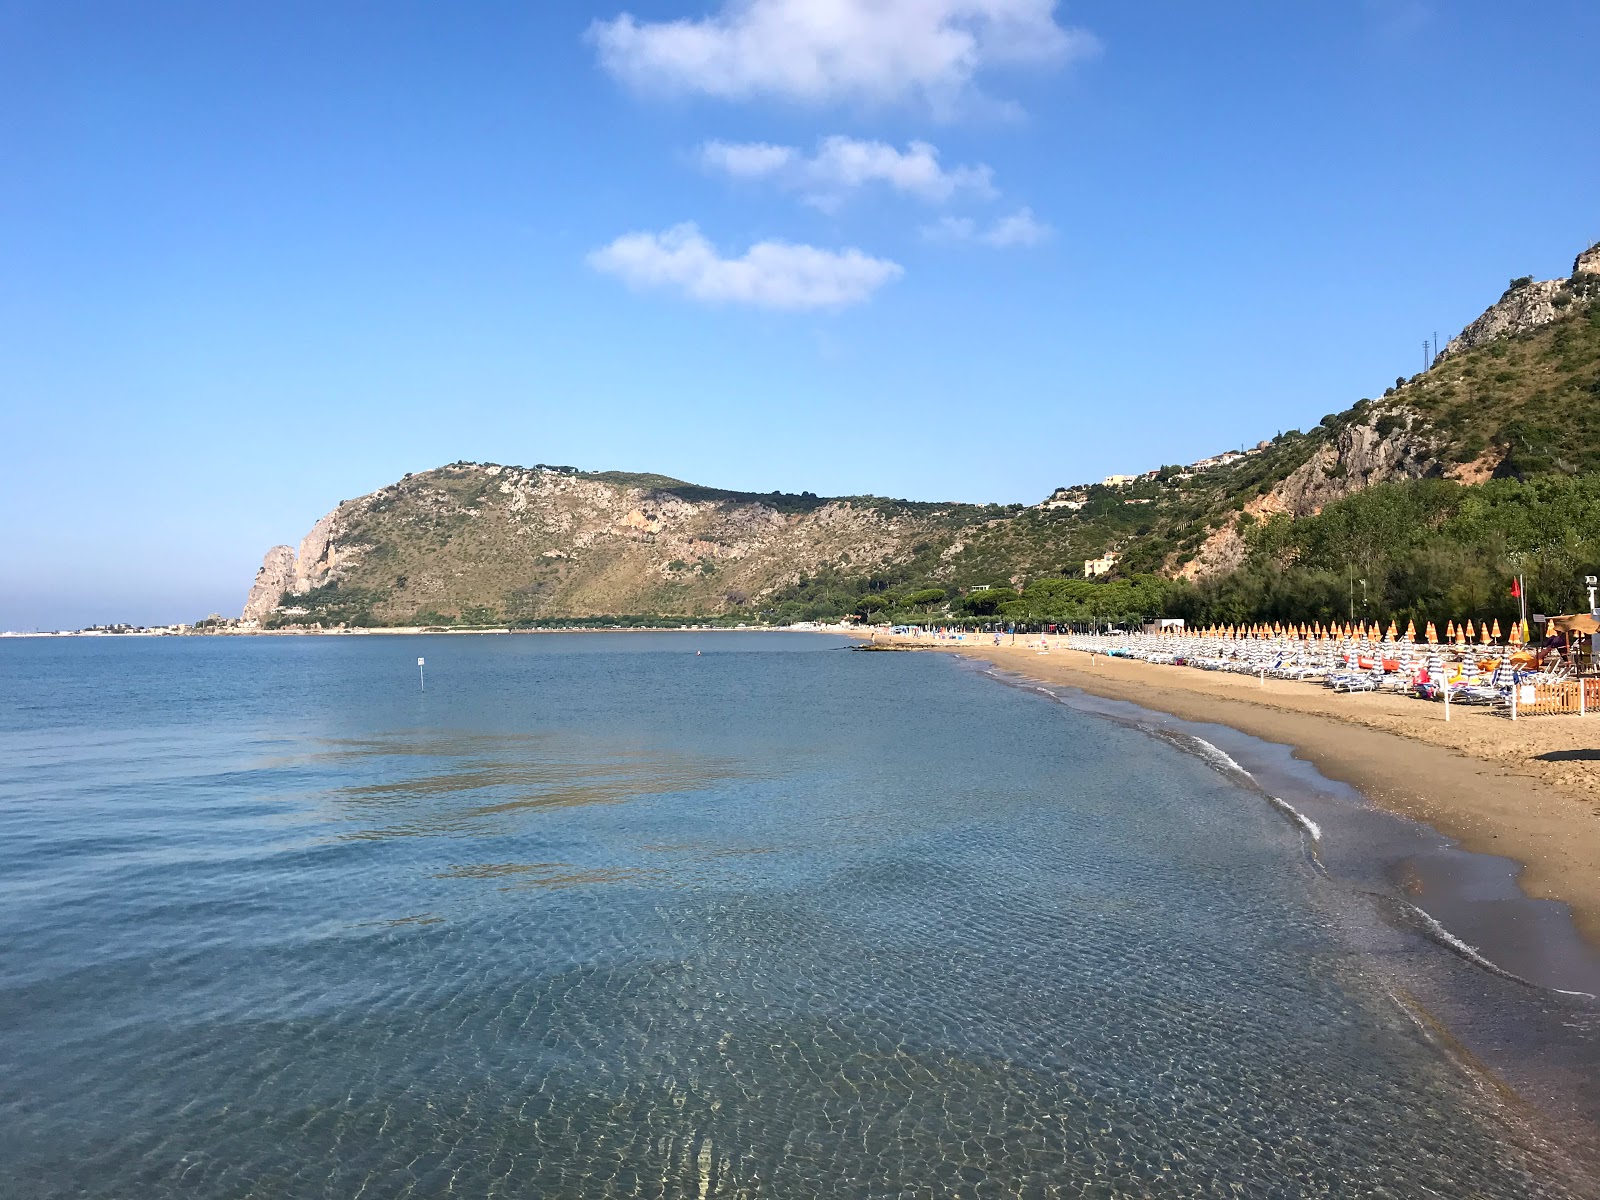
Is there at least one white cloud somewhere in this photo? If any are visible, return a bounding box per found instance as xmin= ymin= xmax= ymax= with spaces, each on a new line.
xmin=921 ymin=215 xmax=978 ymax=243
xmin=590 ymin=0 xmax=1099 ymax=114
xmin=588 ymin=222 xmax=903 ymax=310
xmin=699 ymin=139 xmax=795 ymax=178
xmin=921 ymin=206 xmax=1052 ymax=247
xmin=700 ymin=136 xmax=995 ymax=207
xmin=980 ymin=206 xmax=1052 ymax=246
xmin=810 ymin=136 xmax=996 ymax=202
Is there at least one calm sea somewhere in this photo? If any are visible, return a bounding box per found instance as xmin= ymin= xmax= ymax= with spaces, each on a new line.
xmin=0 ymin=633 xmax=1584 ymax=1196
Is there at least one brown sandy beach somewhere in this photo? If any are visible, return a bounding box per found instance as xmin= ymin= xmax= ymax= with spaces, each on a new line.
xmin=882 ymin=632 xmax=1600 ymax=948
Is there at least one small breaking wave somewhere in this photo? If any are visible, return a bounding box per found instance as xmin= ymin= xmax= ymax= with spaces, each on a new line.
xmin=1407 ymin=902 xmax=1597 ymax=999
xmin=1184 ymin=735 xmax=1252 ymax=780
xmin=1266 ymin=795 xmax=1322 ymax=842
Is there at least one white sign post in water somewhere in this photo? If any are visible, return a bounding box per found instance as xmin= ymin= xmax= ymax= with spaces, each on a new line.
xmin=417 ymin=657 xmax=425 ymax=691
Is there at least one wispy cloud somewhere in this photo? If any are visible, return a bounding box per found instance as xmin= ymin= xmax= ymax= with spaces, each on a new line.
xmin=699 ymin=140 xmax=796 ymax=178
xmin=589 ymin=0 xmax=1099 ymax=115
xmin=922 ymin=207 xmax=1052 ymax=247
xmin=980 ymin=206 xmax=1052 ymax=247
xmin=588 ymin=222 xmax=903 ymax=310
xmin=700 ymin=136 xmax=996 ymax=209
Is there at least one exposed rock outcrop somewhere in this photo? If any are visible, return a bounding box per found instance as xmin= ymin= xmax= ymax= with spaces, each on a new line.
xmin=291 ymin=510 xmax=341 ymax=594
xmin=242 ymin=545 xmax=296 ymax=622
xmin=1175 ymin=413 xmax=1441 ymax=582
xmin=1268 ymin=412 xmax=1438 ymax=518
xmin=1437 ymin=278 xmax=1569 ymax=360
xmin=1437 ymin=246 xmax=1599 ymax=362
xmin=1175 ymin=521 xmax=1248 ymax=582
xmin=239 ymin=463 xmax=955 ymax=625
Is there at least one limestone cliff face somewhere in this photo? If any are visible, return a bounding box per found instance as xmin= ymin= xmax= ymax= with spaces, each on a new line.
xmin=241 ymin=462 xmax=961 ymax=624
xmin=292 ymin=511 xmax=341 ymax=595
xmin=1268 ymin=411 xmax=1438 ymax=518
xmin=241 ymin=545 xmax=296 ymax=622
xmin=1175 ymin=413 xmax=1440 ymax=582
xmin=1437 ymin=246 xmax=1600 ymax=361
xmin=1438 ymin=278 xmax=1569 ymax=359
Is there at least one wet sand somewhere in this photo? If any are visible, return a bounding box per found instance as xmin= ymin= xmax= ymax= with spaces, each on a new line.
xmin=883 ymin=634 xmax=1600 ymax=949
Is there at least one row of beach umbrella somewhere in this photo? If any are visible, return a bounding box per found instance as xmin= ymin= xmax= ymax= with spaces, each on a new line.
xmin=1172 ymin=618 xmax=1532 ymax=646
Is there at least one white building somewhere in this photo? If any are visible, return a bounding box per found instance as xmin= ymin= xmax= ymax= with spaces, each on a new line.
xmin=1084 ymin=552 xmax=1119 ymax=578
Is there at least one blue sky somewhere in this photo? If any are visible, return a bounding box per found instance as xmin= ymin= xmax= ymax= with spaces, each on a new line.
xmin=2 ymin=1 xmax=1597 ymax=629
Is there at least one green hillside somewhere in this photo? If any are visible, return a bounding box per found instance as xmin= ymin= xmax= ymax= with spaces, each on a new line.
xmin=251 ymin=249 xmax=1600 ymax=632
xmin=760 ymin=265 xmax=1600 ymax=628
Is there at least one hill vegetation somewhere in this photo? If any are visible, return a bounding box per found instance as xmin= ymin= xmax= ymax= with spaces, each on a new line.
xmin=247 ymin=247 xmax=1600 ymax=632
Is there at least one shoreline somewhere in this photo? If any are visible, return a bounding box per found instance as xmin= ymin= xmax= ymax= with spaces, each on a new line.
xmin=884 ymin=633 xmax=1600 ymax=953
xmin=0 ymin=624 xmax=854 ymax=638
xmin=959 ymin=653 xmax=1600 ymax=1173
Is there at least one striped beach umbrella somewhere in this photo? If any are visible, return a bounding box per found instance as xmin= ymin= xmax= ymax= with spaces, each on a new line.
xmin=1445 ymin=620 xmax=1456 ymax=641
xmin=1491 ymin=618 xmax=1502 ymax=642
xmin=1426 ymin=621 xmax=1438 ymax=644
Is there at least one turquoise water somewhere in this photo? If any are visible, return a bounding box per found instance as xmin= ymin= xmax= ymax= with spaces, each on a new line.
xmin=0 ymin=633 xmax=1579 ymax=1196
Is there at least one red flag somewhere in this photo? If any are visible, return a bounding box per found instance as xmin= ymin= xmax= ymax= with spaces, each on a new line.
xmin=1510 ymin=578 xmax=1522 ymax=599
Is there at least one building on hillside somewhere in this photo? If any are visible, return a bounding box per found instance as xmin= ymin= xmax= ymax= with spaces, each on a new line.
xmin=1084 ymin=552 xmax=1118 ymax=578
xmin=1101 ymin=474 xmax=1137 ymax=487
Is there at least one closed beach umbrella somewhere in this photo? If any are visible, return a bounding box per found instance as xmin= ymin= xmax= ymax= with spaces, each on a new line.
xmin=1491 ymin=618 xmax=1502 ymax=642
xmin=1405 ymin=619 xmax=1417 ymax=641
xmin=1445 ymin=620 xmax=1456 ymax=641
xmin=1478 ymin=621 xmax=1490 ymax=645
xmin=1509 ymin=620 xmax=1522 ymax=646
xmin=1426 ymin=621 xmax=1438 ymax=644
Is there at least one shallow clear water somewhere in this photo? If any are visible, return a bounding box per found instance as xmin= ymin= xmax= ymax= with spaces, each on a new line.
xmin=0 ymin=633 xmax=1580 ymax=1196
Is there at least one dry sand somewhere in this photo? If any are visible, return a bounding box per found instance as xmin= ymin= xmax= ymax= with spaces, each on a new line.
xmin=884 ymin=633 xmax=1600 ymax=948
